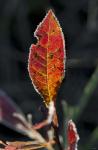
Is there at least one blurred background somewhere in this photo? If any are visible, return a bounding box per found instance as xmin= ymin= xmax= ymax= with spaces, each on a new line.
xmin=0 ymin=0 xmax=98 ymax=149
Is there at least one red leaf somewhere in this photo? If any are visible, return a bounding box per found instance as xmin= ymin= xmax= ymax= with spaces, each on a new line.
xmin=4 ymin=145 xmax=17 ymax=150
xmin=0 ymin=90 xmax=28 ymax=134
xmin=67 ymin=120 xmax=79 ymax=150
xmin=28 ymin=9 xmax=65 ymax=106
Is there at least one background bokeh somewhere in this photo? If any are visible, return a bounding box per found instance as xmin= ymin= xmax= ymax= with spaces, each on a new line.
xmin=0 ymin=0 xmax=98 ymax=149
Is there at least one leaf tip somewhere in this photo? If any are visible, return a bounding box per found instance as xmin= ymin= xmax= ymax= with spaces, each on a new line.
xmin=67 ymin=120 xmax=80 ymax=144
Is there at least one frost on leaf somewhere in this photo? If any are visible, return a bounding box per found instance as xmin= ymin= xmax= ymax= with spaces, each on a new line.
xmin=67 ymin=120 xmax=79 ymax=150
xmin=28 ymin=9 xmax=65 ymax=106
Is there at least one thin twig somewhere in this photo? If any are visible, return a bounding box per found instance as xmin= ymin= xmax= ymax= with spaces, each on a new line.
xmin=52 ymin=123 xmax=64 ymax=150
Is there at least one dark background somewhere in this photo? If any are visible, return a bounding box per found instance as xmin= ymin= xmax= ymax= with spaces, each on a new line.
xmin=0 ymin=0 xmax=98 ymax=149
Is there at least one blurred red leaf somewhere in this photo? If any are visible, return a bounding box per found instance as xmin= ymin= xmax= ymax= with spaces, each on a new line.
xmin=4 ymin=145 xmax=17 ymax=150
xmin=28 ymin=9 xmax=65 ymax=106
xmin=2 ymin=141 xmax=32 ymax=150
xmin=67 ymin=120 xmax=79 ymax=150
xmin=0 ymin=90 xmax=28 ymax=134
